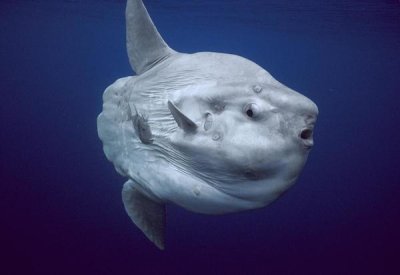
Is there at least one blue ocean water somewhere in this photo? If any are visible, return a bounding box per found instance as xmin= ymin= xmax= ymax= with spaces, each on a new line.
xmin=1 ymin=0 xmax=399 ymax=274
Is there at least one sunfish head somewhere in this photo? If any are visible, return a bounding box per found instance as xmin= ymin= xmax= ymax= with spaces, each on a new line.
xmin=166 ymin=53 xmax=318 ymax=207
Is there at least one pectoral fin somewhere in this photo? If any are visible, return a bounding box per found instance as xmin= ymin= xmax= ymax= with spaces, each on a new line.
xmin=168 ymin=100 xmax=198 ymax=133
xmin=122 ymin=180 xmax=166 ymax=250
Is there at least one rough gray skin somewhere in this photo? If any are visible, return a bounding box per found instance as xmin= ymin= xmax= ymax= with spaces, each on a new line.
xmin=97 ymin=0 xmax=318 ymax=250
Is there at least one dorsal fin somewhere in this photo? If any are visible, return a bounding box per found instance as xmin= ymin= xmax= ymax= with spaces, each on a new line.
xmin=126 ymin=0 xmax=176 ymax=74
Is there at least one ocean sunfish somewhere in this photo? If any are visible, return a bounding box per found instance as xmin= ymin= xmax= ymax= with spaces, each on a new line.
xmin=97 ymin=0 xmax=318 ymax=249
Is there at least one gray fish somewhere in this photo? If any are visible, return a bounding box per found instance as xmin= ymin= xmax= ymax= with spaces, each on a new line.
xmin=97 ymin=0 xmax=318 ymax=250
xmin=128 ymin=102 xmax=153 ymax=144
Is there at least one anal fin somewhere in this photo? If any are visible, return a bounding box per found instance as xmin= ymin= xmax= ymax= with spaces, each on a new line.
xmin=122 ymin=180 xmax=165 ymax=250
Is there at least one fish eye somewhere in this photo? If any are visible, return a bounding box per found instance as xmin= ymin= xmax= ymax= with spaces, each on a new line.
xmin=243 ymin=103 xmax=259 ymax=118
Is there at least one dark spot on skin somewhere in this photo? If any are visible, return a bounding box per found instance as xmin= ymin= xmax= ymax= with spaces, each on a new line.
xmin=253 ymin=85 xmax=263 ymax=93
xmin=212 ymin=133 xmax=222 ymax=141
xmin=213 ymin=103 xmax=225 ymax=113
xmin=208 ymin=98 xmax=226 ymax=113
xmin=244 ymin=170 xmax=261 ymax=180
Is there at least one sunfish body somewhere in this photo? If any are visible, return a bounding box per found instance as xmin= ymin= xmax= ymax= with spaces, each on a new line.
xmin=97 ymin=0 xmax=318 ymax=249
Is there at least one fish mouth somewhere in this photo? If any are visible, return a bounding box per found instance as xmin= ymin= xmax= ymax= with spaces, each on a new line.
xmin=300 ymin=114 xmax=317 ymax=149
xmin=299 ymin=128 xmax=314 ymax=149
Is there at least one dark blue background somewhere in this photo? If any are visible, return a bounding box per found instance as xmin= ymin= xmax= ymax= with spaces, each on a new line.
xmin=1 ymin=0 xmax=399 ymax=274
